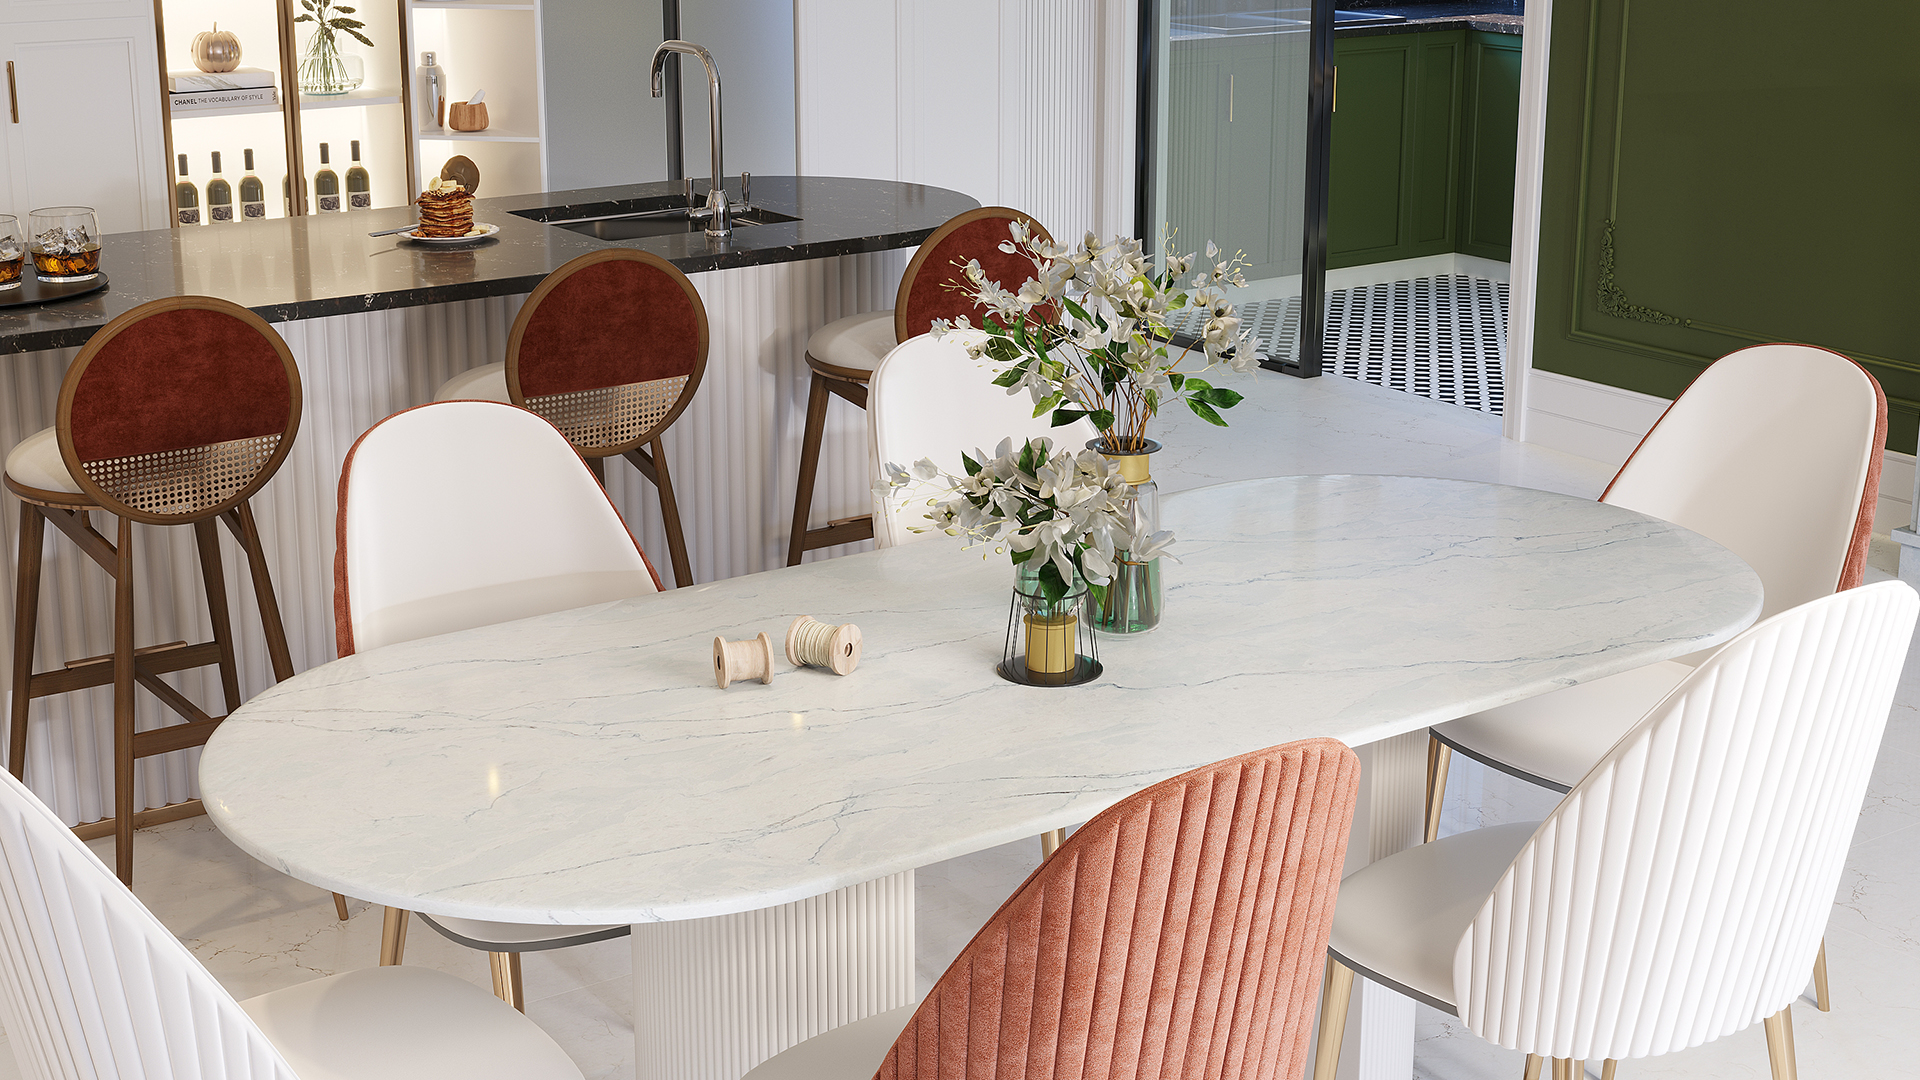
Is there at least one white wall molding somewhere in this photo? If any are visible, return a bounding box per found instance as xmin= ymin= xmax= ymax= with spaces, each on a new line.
xmin=1524 ymin=369 xmax=1914 ymax=539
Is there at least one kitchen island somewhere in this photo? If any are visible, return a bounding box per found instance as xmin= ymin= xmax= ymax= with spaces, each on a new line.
xmin=0 ymin=176 xmax=976 ymax=827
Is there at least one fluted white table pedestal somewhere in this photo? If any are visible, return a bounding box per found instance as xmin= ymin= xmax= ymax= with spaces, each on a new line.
xmin=632 ymin=871 xmax=915 ymax=1080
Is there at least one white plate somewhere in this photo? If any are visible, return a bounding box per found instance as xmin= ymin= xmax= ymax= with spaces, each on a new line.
xmin=405 ymin=222 xmax=498 ymax=244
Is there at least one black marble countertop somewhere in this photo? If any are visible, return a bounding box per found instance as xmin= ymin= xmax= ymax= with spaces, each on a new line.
xmin=0 ymin=176 xmax=979 ymax=355
xmin=1339 ymin=1 xmax=1524 ymax=37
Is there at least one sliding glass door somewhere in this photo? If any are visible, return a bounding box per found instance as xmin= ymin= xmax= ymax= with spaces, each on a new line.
xmin=1139 ymin=0 xmax=1328 ymax=376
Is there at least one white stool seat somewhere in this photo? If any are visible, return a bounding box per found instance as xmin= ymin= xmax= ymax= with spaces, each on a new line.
xmin=437 ymin=361 xmax=512 ymax=403
xmin=241 ymin=965 xmax=584 ymax=1080
xmin=422 ymin=913 xmax=628 ymax=951
xmin=740 ymin=1004 xmax=914 ymax=1080
xmin=1432 ymin=661 xmax=1692 ymax=791
xmin=806 ymin=311 xmax=895 ymax=375
xmin=4 ymin=426 xmax=81 ymax=494
xmin=1327 ymin=821 xmax=1538 ymax=1010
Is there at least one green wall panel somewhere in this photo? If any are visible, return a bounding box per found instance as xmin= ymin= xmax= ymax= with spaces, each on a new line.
xmin=1458 ymin=33 xmax=1522 ymax=259
xmin=1532 ymin=0 xmax=1920 ymax=451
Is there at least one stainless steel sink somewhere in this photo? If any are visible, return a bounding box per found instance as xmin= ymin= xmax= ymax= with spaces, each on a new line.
xmin=510 ymin=197 xmax=799 ymax=241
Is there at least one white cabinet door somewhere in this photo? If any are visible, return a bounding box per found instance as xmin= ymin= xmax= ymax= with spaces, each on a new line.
xmin=3 ymin=18 xmax=166 ymax=233
xmin=0 ymin=0 xmax=151 ymax=26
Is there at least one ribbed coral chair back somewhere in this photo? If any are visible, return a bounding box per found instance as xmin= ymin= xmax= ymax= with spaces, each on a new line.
xmin=506 ymin=249 xmax=709 ymax=457
xmin=56 ymin=296 xmax=301 ymax=525
xmin=0 ymin=766 xmax=297 ymax=1080
xmin=878 ymin=738 xmax=1360 ymax=1080
xmin=1600 ymin=344 xmax=1884 ymax=620
xmin=1454 ymin=580 xmax=1918 ymax=1063
xmin=895 ymin=207 xmax=1053 ymax=342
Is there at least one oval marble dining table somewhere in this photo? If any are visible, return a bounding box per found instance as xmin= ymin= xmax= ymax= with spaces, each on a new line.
xmin=199 ymin=475 xmax=1762 ymax=1080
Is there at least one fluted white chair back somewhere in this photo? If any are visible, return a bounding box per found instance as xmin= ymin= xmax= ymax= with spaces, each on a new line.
xmin=334 ymin=400 xmax=662 ymax=655
xmin=1602 ymin=344 xmax=1884 ymax=623
xmin=868 ymin=330 xmax=1099 ymax=548
xmin=1455 ymin=579 xmax=1918 ymax=1062
xmin=0 ymin=765 xmax=298 ymax=1080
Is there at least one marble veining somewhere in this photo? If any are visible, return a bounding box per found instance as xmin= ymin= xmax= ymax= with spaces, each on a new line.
xmin=197 ymin=475 xmax=1759 ymax=925
xmin=0 ymin=176 xmax=976 ymax=354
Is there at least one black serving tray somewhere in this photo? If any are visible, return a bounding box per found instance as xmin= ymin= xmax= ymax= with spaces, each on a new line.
xmin=0 ymin=272 xmax=108 ymax=309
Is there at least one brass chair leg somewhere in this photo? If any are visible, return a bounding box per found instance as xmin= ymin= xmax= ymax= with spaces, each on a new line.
xmin=111 ymin=515 xmax=135 ymax=886
xmin=489 ymin=950 xmax=525 ymax=1012
xmin=1522 ymin=1055 xmax=1544 ymax=1080
xmin=1601 ymin=1060 xmax=1617 ymax=1080
xmin=1763 ymin=1007 xmax=1798 ymax=1080
xmin=9 ymin=504 xmax=44 ymax=780
xmin=1812 ymin=938 xmax=1831 ymax=1011
xmin=1039 ymin=828 xmax=1067 ymax=858
xmin=1311 ymin=958 xmax=1355 ymax=1080
xmin=379 ymin=907 xmax=410 ymax=965
xmin=1551 ymin=1059 xmax=1575 ymax=1080
xmin=1424 ymin=736 xmax=1452 ymax=843
xmin=332 ymin=892 xmax=350 ymax=921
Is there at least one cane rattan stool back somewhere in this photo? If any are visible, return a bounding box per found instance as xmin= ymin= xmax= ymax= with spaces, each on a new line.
xmin=894 ymin=206 xmax=1054 ymax=342
xmin=56 ymin=297 xmax=301 ymax=524
xmin=505 ymin=249 xmax=708 ymax=458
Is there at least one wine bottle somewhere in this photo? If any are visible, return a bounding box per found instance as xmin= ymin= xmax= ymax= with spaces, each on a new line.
xmin=239 ymin=149 xmax=266 ymax=221
xmin=206 ymin=152 xmax=234 ymax=223
xmin=346 ymin=140 xmax=371 ymax=210
xmin=315 ymin=143 xmax=341 ymax=213
xmin=175 ymin=154 xmax=201 ymax=226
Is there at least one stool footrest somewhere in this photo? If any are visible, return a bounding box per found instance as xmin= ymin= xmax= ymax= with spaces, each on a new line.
xmin=799 ymin=516 xmax=875 ymax=553
xmin=131 ymin=717 xmax=224 ymax=759
xmin=70 ymin=799 xmax=206 ymax=841
xmin=27 ymin=641 xmax=223 ymax=698
xmin=64 ymin=640 xmax=189 ymax=670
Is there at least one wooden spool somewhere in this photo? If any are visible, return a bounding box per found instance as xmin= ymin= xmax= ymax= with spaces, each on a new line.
xmin=713 ymin=632 xmax=774 ymax=689
xmin=786 ymin=616 xmax=863 ymax=676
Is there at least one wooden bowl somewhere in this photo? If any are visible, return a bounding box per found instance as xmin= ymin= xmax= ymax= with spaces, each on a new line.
xmin=448 ymin=102 xmax=489 ymax=132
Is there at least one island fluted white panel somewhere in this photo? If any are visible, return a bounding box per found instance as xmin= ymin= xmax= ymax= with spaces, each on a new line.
xmin=632 ymin=870 xmax=914 ymax=1080
xmin=0 ymin=250 xmax=905 ymax=825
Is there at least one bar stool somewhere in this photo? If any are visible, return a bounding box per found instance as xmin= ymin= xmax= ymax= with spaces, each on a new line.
xmin=436 ymin=249 xmax=706 ymax=588
xmin=786 ymin=206 xmax=1052 ymax=566
xmin=5 ymin=296 xmax=302 ymax=886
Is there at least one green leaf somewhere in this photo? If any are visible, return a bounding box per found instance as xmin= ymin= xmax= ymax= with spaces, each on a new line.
xmin=1051 ymin=408 xmax=1090 ymax=427
xmin=334 ymin=3 xmax=355 ymax=10
xmin=1197 ymin=386 xmax=1244 ymax=409
xmin=1090 ymin=409 xmax=1115 ymax=432
xmin=961 ymin=453 xmax=982 ymax=477
xmin=1061 ymin=296 xmax=1092 ymax=324
xmin=341 ymin=27 xmax=375 ymax=46
xmin=1187 ymin=399 xmax=1228 ymax=427
xmin=1036 ymin=562 xmax=1069 ymax=604
xmin=1032 ymin=393 xmax=1061 ymax=419
xmin=1010 ymin=547 xmax=1035 ymax=566
xmin=330 ymin=16 xmax=365 ymax=27
xmin=293 ymin=12 xmax=313 ymax=20
xmin=991 ymin=367 xmax=1023 ymax=388
xmin=1168 ymin=371 xmax=1185 ymax=391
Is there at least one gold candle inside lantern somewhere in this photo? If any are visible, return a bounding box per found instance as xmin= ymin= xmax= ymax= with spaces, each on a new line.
xmin=1024 ymin=611 xmax=1077 ymax=675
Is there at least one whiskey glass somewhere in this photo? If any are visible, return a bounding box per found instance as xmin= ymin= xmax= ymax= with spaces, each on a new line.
xmin=0 ymin=216 xmax=23 ymax=291
xmin=29 ymin=206 xmax=101 ymax=282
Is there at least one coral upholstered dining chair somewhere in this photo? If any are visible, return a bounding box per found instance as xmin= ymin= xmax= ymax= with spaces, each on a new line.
xmin=788 ymin=206 xmax=1053 ymax=566
xmin=335 ymin=400 xmax=663 ymax=1009
xmin=4 ymin=297 xmax=304 ymax=888
xmin=436 ymin=248 xmax=707 ymax=588
xmin=1319 ymin=582 xmax=1918 ymax=1080
xmin=741 ymin=737 xmax=1361 ymax=1080
xmin=1422 ymin=344 xmax=1885 ymax=1012
xmin=0 ymin=765 xmax=584 ymax=1080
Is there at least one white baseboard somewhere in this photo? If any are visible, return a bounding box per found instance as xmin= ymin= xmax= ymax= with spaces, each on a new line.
xmin=1521 ymin=369 xmax=1915 ymax=536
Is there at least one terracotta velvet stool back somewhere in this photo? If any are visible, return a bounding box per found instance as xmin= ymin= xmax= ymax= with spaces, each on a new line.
xmin=3 ymin=296 xmax=303 ymax=886
xmin=505 ymin=248 xmax=708 ymax=588
xmin=788 ymin=206 xmax=1052 ymax=566
xmin=884 ymin=738 xmax=1359 ymax=1080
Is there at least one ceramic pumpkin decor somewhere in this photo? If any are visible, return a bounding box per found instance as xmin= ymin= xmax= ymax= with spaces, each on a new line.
xmin=191 ymin=24 xmax=242 ymax=73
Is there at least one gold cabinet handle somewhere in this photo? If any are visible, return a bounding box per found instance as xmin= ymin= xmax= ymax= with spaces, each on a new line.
xmin=7 ymin=62 xmax=17 ymax=124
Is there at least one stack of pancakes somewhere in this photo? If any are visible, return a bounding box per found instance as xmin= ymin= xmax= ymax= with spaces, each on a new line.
xmin=416 ymin=178 xmax=474 ymax=237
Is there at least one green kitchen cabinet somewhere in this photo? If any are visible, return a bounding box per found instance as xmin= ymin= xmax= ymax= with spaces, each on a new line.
xmin=1457 ymin=32 xmax=1524 ymax=259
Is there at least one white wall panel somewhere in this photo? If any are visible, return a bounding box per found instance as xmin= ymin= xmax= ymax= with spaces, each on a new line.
xmin=0 ymin=251 xmax=904 ymax=825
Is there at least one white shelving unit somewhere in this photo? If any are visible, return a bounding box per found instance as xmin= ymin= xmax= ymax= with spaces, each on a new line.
xmin=155 ymin=0 xmax=416 ymax=221
xmin=404 ymin=0 xmax=547 ymax=199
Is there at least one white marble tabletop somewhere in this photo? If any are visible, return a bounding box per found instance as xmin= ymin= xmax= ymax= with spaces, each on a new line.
xmin=198 ymin=475 xmax=1760 ymax=925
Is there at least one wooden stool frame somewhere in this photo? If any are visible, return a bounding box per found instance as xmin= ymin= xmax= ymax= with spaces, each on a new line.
xmin=504 ymin=248 xmax=708 ymax=589
xmin=786 ymin=206 xmax=1054 ymax=566
xmin=6 ymin=296 xmax=303 ymax=886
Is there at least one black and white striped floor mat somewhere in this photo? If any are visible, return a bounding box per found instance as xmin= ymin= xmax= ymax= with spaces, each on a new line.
xmin=1183 ymin=274 xmax=1509 ymax=415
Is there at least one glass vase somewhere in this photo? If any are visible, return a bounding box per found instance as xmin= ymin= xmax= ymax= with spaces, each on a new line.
xmin=998 ymin=562 xmax=1101 ymax=686
xmin=1088 ymin=438 xmax=1163 ymax=634
xmin=299 ymin=32 xmax=364 ymax=96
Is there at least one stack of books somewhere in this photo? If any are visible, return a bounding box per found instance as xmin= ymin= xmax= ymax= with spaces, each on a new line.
xmin=169 ymin=68 xmax=279 ymax=111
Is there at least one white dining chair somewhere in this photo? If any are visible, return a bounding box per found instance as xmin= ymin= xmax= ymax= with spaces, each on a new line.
xmin=1316 ymin=580 xmax=1918 ymax=1080
xmin=867 ymin=329 xmax=1100 ymax=548
xmin=335 ymin=400 xmax=665 ymax=1009
xmin=0 ymin=764 xmax=584 ymax=1080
